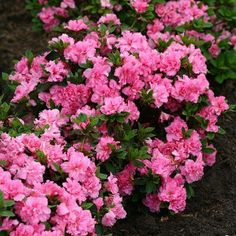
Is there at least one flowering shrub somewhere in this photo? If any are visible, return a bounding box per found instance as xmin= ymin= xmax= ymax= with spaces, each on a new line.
xmin=0 ymin=16 xmax=230 ymax=235
xmin=26 ymin=0 xmax=236 ymax=83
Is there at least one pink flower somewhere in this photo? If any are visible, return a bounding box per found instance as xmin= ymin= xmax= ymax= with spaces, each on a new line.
xmin=45 ymin=60 xmax=69 ymax=82
xmin=208 ymin=43 xmax=221 ymax=58
xmin=143 ymin=193 xmax=161 ymax=213
xmin=203 ymin=145 xmax=217 ymax=166
xmin=14 ymin=57 xmax=29 ymax=74
xmin=102 ymin=211 xmax=116 ymax=227
xmin=147 ymin=149 xmax=175 ymax=178
xmin=60 ymin=0 xmax=76 ymax=9
xmin=184 ymin=130 xmax=202 ymax=156
xmin=64 ymin=40 xmax=96 ymax=64
xmin=19 ymin=196 xmax=51 ymax=224
xmin=93 ymin=197 xmax=104 ymax=211
xmin=111 ymin=201 xmax=126 ymax=220
xmin=96 ymin=136 xmax=120 ymax=162
xmin=11 ymin=80 xmax=38 ymax=103
xmin=100 ymin=0 xmax=113 ymax=8
xmin=100 ymin=96 xmax=126 ymax=115
xmin=165 ymin=117 xmax=188 ymax=142
xmin=61 ymin=150 xmax=91 ymax=181
xmin=38 ymin=7 xmax=60 ymax=31
xmin=189 ymin=48 xmax=207 ymax=74
xmin=150 ymin=83 xmax=169 ymax=108
xmin=116 ymin=31 xmax=149 ymax=53
xmin=35 ymin=109 xmax=67 ymax=128
xmin=0 ymin=218 xmax=18 ymax=232
xmin=11 ymin=223 xmax=42 ymax=236
xmin=14 ymin=158 xmax=45 ymax=185
xmin=180 ymin=157 xmax=204 ymax=183
xmin=131 ymin=0 xmax=150 ymax=13
xmin=159 ymin=51 xmax=181 ymax=76
xmin=116 ymin=164 xmax=136 ymax=196
xmin=98 ymin=14 xmax=121 ymax=25
xmin=158 ymin=175 xmax=186 ymax=213
xmin=172 ymin=74 xmax=209 ymax=103
xmin=49 ymin=33 xmax=75 ymax=45
xmin=208 ymin=91 xmax=229 ymax=115
xmin=104 ymin=173 xmax=119 ymax=194
xmin=64 ymin=19 xmax=88 ymax=31
xmin=63 ymin=178 xmax=86 ymax=204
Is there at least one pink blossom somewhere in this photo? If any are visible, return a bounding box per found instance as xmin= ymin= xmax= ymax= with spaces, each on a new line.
xmin=102 ymin=211 xmax=116 ymax=227
xmin=143 ymin=193 xmax=161 ymax=213
xmin=64 ymin=40 xmax=96 ymax=64
xmin=93 ymin=197 xmax=104 ymax=211
xmin=61 ymin=150 xmax=91 ymax=181
xmin=100 ymin=0 xmax=113 ymax=8
xmin=180 ymin=157 xmax=204 ymax=183
xmin=100 ymin=96 xmax=126 ymax=115
xmin=98 ymin=13 xmax=121 ymax=25
xmin=172 ymin=74 xmax=209 ymax=103
xmin=158 ymin=175 xmax=186 ymax=213
xmin=104 ymin=173 xmax=119 ymax=194
xmin=147 ymin=149 xmax=175 ymax=178
xmin=203 ymin=145 xmax=217 ymax=166
xmin=96 ymin=136 xmax=120 ymax=162
xmin=131 ymin=0 xmax=151 ymax=13
xmin=45 ymin=60 xmax=69 ymax=82
xmin=60 ymin=0 xmax=76 ymax=9
xmin=19 ymin=196 xmax=51 ymax=224
xmin=189 ymin=48 xmax=207 ymax=74
xmin=165 ymin=117 xmax=188 ymax=142
xmin=63 ymin=178 xmax=86 ymax=204
xmin=64 ymin=19 xmax=88 ymax=31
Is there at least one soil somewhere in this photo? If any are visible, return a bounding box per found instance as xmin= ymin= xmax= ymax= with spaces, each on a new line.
xmin=0 ymin=1 xmax=236 ymax=235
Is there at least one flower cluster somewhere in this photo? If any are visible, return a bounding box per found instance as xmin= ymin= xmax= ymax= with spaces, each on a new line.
xmin=27 ymin=0 xmax=76 ymax=31
xmin=26 ymin=0 xmax=236 ymax=84
xmin=0 ymin=17 xmax=229 ymax=235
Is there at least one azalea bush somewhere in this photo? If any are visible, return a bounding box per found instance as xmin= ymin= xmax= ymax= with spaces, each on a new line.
xmin=0 ymin=15 xmax=230 ymax=235
xmin=26 ymin=0 xmax=236 ymax=83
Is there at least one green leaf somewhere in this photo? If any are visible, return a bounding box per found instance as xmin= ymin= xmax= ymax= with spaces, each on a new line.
xmin=4 ymin=200 xmax=15 ymax=208
xmin=1 ymin=73 xmax=8 ymax=81
xmin=36 ymin=150 xmax=47 ymax=165
xmin=95 ymin=224 xmax=103 ymax=236
xmin=145 ymin=181 xmax=157 ymax=194
xmin=0 ymin=160 xmax=7 ymax=167
xmin=0 ymin=191 xmax=4 ymax=208
xmin=97 ymin=173 xmax=108 ymax=180
xmin=45 ymin=51 xmax=60 ymax=61
xmin=0 ymin=210 xmax=15 ymax=217
xmin=25 ymin=50 xmax=34 ymax=64
xmin=100 ymin=24 xmax=107 ymax=34
xmin=53 ymin=163 xmax=64 ymax=174
xmin=202 ymin=147 xmax=215 ymax=154
xmin=182 ymin=128 xmax=193 ymax=138
xmin=81 ymin=202 xmax=93 ymax=210
xmin=218 ymin=127 xmax=226 ymax=135
xmin=73 ymin=113 xmax=87 ymax=124
xmin=186 ymin=184 xmax=195 ymax=199
xmin=0 ymin=230 xmax=9 ymax=236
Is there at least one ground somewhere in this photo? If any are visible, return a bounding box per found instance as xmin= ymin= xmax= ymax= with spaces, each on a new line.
xmin=0 ymin=1 xmax=235 ymax=235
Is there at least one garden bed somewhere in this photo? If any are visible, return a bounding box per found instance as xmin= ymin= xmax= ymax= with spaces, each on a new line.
xmin=0 ymin=0 xmax=236 ymax=235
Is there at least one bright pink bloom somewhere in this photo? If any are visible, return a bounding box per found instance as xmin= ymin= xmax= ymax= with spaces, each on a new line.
xmin=180 ymin=157 xmax=204 ymax=183
xmin=64 ymin=19 xmax=88 ymax=31
xmin=96 ymin=136 xmax=120 ymax=162
xmin=19 ymin=196 xmax=51 ymax=224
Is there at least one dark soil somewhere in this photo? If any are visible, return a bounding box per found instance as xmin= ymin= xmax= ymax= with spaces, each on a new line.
xmin=0 ymin=0 xmax=48 ymax=73
xmin=0 ymin=1 xmax=236 ymax=235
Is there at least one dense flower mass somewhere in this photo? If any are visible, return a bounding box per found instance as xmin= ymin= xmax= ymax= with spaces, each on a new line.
xmin=26 ymin=0 xmax=236 ymax=84
xmin=0 ymin=14 xmax=230 ymax=235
